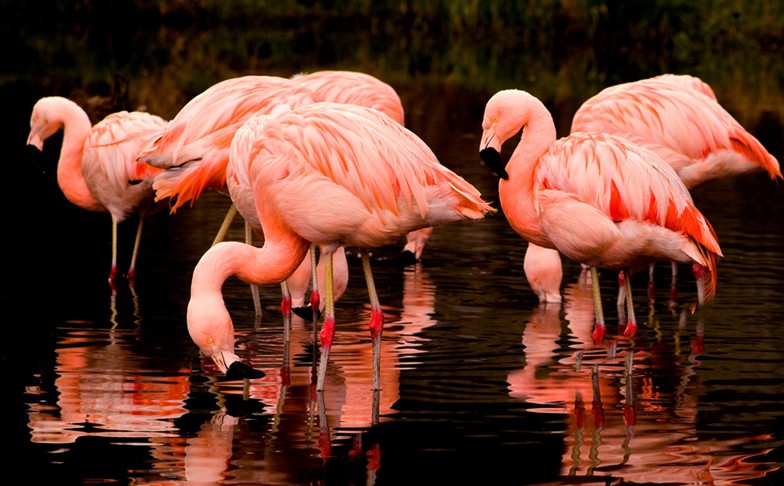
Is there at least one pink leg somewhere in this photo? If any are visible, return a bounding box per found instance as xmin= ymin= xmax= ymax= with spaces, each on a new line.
xmin=316 ymin=252 xmax=336 ymax=391
xmin=360 ymin=249 xmax=384 ymax=391
xmin=590 ymin=267 xmax=606 ymax=344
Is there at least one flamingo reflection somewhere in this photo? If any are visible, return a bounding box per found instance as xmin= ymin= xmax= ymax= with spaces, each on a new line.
xmin=178 ymin=262 xmax=437 ymax=483
xmin=507 ymin=272 xmax=777 ymax=483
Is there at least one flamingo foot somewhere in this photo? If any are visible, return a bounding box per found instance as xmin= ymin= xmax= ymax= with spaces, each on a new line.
xmin=691 ymin=335 xmax=705 ymax=356
xmin=109 ymin=265 xmax=119 ymax=290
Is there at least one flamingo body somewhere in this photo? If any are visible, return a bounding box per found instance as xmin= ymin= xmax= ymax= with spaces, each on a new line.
xmin=189 ymin=102 xmax=494 ymax=384
xmin=571 ymin=74 xmax=781 ymax=189
xmin=480 ymin=89 xmax=721 ymax=339
xmin=27 ymin=96 xmax=167 ymax=285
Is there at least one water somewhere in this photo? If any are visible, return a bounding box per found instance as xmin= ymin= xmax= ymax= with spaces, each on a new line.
xmin=5 ymin=9 xmax=784 ymax=485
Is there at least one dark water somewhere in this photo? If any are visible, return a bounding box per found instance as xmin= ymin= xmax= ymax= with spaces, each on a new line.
xmin=5 ymin=9 xmax=784 ymax=486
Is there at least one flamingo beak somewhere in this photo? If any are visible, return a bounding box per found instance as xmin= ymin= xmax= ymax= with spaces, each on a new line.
xmin=480 ymin=147 xmax=509 ymax=180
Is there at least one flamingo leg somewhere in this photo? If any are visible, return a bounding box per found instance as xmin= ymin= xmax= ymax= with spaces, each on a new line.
xmin=647 ymin=263 xmax=656 ymax=305
xmin=280 ymin=280 xmax=292 ymax=346
xmin=616 ymin=271 xmax=626 ymax=308
xmin=309 ymin=243 xmax=320 ymax=314
xmin=360 ymin=248 xmax=384 ymax=391
xmin=109 ymin=218 xmax=119 ymax=290
xmin=316 ymin=252 xmax=336 ymax=391
xmin=212 ymin=204 xmax=238 ymax=247
xmin=244 ymin=221 xmax=262 ymax=317
xmin=669 ymin=261 xmax=679 ymax=310
xmin=590 ymin=266 xmax=606 ymax=343
xmin=623 ymin=269 xmax=638 ymax=337
xmin=127 ymin=215 xmax=144 ymax=286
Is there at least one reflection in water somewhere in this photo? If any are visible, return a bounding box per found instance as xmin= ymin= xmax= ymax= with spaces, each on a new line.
xmin=506 ymin=273 xmax=781 ymax=483
xmin=26 ymin=291 xmax=190 ymax=445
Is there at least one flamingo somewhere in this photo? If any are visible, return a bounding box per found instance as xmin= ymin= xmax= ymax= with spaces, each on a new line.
xmin=136 ymin=75 xmax=333 ymax=316
xmin=479 ymin=89 xmax=722 ymax=342
xmin=289 ymin=70 xmax=433 ymax=264
xmin=188 ymin=101 xmax=495 ymax=387
xmin=523 ymin=242 xmax=563 ymax=303
xmin=570 ymin=73 xmax=781 ymax=305
xmin=27 ymin=96 xmax=168 ymax=288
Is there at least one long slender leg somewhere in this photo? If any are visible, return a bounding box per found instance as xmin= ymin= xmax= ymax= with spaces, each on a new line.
xmin=616 ymin=271 xmax=626 ymax=308
xmin=309 ymin=243 xmax=320 ymax=313
xmin=647 ymin=263 xmax=656 ymax=305
xmin=212 ymin=204 xmax=238 ymax=247
xmin=109 ymin=218 xmax=119 ymax=290
xmin=669 ymin=261 xmax=679 ymax=310
xmin=245 ymin=221 xmax=262 ymax=317
xmin=127 ymin=215 xmax=144 ymax=286
xmin=622 ymin=269 xmax=638 ymax=337
xmin=316 ymin=252 xmax=336 ymax=391
xmin=361 ymin=248 xmax=384 ymax=391
xmin=280 ymin=280 xmax=292 ymax=347
xmin=590 ymin=266 xmax=606 ymax=343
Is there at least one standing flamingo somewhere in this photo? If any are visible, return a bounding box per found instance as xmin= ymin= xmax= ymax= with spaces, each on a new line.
xmin=188 ymin=102 xmax=494 ymax=387
xmin=570 ymin=73 xmax=781 ymax=305
xmin=289 ymin=70 xmax=433 ymax=264
xmin=136 ymin=75 xmax=334 ymax=316
xmin=27 ymin=96 xmax=168 ymax=287
xmin=479 ymin=89 xmax=722 ymax=342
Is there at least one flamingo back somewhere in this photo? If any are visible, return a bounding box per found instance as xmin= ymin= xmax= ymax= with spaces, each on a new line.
xmin=538 ymin=132 xmax=721 ymax=296
xmin=571 ymin=78 xmax=781 ymax=187
xmin=291 ymin=70 xmax=405 ymax=125
xmin=248 ymin=102 xmax=494 ymax=248
xmin=82 ymin=110 xmax=168 ymax=220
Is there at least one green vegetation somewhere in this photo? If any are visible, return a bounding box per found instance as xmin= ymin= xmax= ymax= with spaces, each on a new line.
xmin=3 ymin=0 xmax=782 ymax=124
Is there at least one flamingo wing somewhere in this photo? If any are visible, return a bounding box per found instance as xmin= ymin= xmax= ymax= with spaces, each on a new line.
xmin=571 ymin=81 xmax=781 ymax=186
xmin=249 ymin=103 xmax=494 ymax=247
xmin=537 ymin=132 xmax=722 ymax=257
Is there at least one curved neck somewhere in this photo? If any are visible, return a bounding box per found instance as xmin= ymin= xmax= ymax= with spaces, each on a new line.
xmin=500 ymin=98 xmax=558 ymax=248
xmin=55 ymin=100 xmax=104 ymax=211
xmin=191 ymin=237 xmax=311 ymax=297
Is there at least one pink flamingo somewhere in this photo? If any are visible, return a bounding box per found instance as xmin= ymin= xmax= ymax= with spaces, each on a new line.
xmin=136 ymin=75 xmax=328 ymax=316
xmin=187 ymin=102 xmax=494 ymax=387
xmin=27 ymin=96 xmax=168 ymax=287
xmin=570 ymin=73 xmax=781 ymax=305
xmin=479 ymin=89 xmax=722 ymax=342
xmin=290 ymin=70 xmax=433 ymax=264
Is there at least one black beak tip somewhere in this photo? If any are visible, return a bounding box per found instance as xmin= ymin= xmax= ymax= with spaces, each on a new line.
xmin=225 ymin=361 xmax=265 ymax=380
xmin=479 ymin=148 xmax=509 ymax=180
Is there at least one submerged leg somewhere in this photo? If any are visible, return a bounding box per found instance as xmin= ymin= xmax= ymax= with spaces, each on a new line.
xmin=316 ymin=252 xmax=336 ymax=391
xmin=669 ymin=261 xmax=679 ymax=310
xmin=647 ymin=263 xmax=656 ymax=305
xmin=361 ymin=248 xmax=384 ymax=391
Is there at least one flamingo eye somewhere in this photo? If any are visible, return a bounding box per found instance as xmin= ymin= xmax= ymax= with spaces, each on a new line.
xmin=493 ymin=116 xmax=499 ymax=123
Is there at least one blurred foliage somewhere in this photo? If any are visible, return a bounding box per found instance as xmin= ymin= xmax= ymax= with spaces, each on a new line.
xmin=2 ymin=0 xmax=782 ymax=130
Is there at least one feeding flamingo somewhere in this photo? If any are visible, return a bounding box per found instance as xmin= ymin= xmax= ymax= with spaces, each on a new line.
xmin=479 ymin=89 xmax=722 ymax=342
xmin=570 ymin=73 xmax=781 ymax=305
xmin=188 ymin=101 xmax=494 ymax=387
xmin=27 ymin=96 xmax=168 ymax=288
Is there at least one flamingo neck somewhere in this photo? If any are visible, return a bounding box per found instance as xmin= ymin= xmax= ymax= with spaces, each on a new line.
xmin=500 ymin=100 xmax=558 ymax=248
xmin=55 ymin=101 xmax=104 ymax=211
xmin=191 ymin=238 xmax=311 ymax=297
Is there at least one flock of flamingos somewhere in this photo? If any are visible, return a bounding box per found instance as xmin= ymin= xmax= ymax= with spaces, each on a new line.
xmin=26 ymin=70 xmax=781 ymax=394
